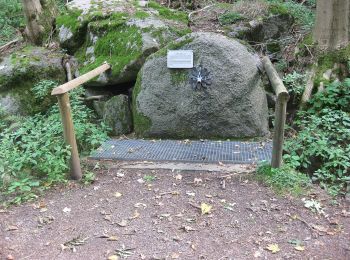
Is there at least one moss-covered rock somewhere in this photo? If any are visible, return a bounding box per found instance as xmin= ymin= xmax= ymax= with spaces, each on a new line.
xmin=94 ymin=94 xmax=133 ymax=136
xmin=0 ymin=46 xmax=66 ymax=116
xmin=56 ymin=0 xmax=190 ymax=86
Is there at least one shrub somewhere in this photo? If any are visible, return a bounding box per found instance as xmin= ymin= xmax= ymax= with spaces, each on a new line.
xmin=266 ymin=0 xmax=315 ymax=28
xmin=0 ymin=0 xmax=24 ymax=45
xmin=283 ymin=71 xmax=306 ymax=104
xmin=284 ymin=79 xmax=350 ymax=196
xmin=0 ymin=80 xmax=109 ymax=204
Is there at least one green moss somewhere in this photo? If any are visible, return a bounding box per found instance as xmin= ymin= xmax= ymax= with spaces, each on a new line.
xmin=218 ymin=12 xmax=245 ymax=25
xmin=215 ymin=2 xmax=234 ymax=9
xmin=132 ymin=71 xmax=152 ymax=135
xmin=315 ymin=45 xmax=350 ymax=85
xmin=148 ymin=1 xmax=188 ymax=24
xmin=56 ymin=9 xmax=83 ymax=33
xmin=134 ymin=10 xmax=150 ymax=19
xmin=151 ymin=35 xmax=194 ymax=59
xmin=268 ymin=3 xmax=289 ymax=15
xmin=78 ymin=23 xmax=143 ymax=78
xmin=266 ymin=42 xmax=281 ymax=53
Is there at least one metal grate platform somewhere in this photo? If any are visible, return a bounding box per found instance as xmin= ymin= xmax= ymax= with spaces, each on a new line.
xmin=90 ymin=139 xmax=272 ymax=164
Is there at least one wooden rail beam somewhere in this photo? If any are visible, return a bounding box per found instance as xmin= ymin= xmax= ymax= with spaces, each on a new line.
xmin=51 ymin=63 xmax=111 ymax=95
xmin=52 ymin=62 xmax=111 ymax=180
xmin=262 ymin=56 xmax=290 ymax=168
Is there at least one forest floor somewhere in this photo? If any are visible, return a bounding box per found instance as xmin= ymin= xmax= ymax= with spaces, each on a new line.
xmin=0 ymin=162 xmax=349 ymax=260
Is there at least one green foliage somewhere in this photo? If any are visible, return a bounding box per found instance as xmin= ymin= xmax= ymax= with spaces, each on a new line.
xmin=31 ymin=80 xmax=58 ymax=100
xmin=0 ymin=81 xmax=109 ymax=205
xmin=284 ymin=79 xmax=350 ymax=196
xmin=148 ymin=1 xmax=189 ymax=24
xmin=266 ymin=0 xmax=315 ymax=28
xmin=283 ymin=71 xmax=306 ymax=104
xmin=143 ymin=175 xmax=156 ymax=182
xmin=256 ymin=162 xmax=311 ymax=195
xmin=218 ymin=11 xmax=244 ymax=25
xmin=309 ymin=79 xmax=350 ymax=113
xmin=0 ymin=0 xmax=24 ymax=45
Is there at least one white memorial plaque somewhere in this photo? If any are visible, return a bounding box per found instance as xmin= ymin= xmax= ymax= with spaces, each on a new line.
xmin=167 ymin=50 xmax=193 ymax=69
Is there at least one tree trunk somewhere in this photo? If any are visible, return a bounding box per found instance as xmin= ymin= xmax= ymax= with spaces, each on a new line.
xmin=22 ymin=0 xmax=57 ymax=45
xmin=313 ymin=0 xmax=350 ymax=50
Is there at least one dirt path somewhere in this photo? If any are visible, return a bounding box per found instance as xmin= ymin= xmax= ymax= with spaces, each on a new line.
xmin=1 ymin=164 xmax=349 ymax=260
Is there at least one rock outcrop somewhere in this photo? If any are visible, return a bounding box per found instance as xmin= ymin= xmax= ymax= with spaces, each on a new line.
xmin=0 ymin=46 xmax=66 ymax=116
xmin=56 ymin=0 xmax=190 ymax=86
xmin=94 ymin=95 xmax=132 ymax=136
xmin=133 ymin=32 xmax=269 ymax=139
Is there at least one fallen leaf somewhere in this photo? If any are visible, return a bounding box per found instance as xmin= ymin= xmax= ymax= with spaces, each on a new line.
xmin=6 ymin=225 xmax=18 ymax=231
xmin=175 ymin=174 xmax=182 ymax=180
xmin=107 ymin=236 xmax=119 ymax=241
xmin=114 ymin=192 xmax=122 ymax=198
xmin=181 ymin=226 xmax=196 ymax=232
xmin=63 ymin=207 xmax=71 ymax=213
xmin=194 ymin=178 xmax=202 ymax=185
xmin=266 ymin=244 xmax=280 ymax=254
xmin=134 ymin=203 xmax=147 ymax=208
xmin=104 ymin=215 xmax=112 ymax=221
xmin=253 ymin=251 xmax=262 ymax=258
xmin=294 ymin=245 xmax=305 ymax=251
xmin=186 ymin=191 xmax=195 ymax=197
xmin=117 ymin=219 xmax=128 ymax=227
xmin=107 ymin=255 xmax=120 ymax=260
xmin=171 ymin=252 xmax=180 ymax=259
xmin=201 ymin=203 xmax=212 ymax=215
xmin=137 ymin=178 xmax=145 ymax=184
xmin=129 ymin=210 xmax=140 ymax=220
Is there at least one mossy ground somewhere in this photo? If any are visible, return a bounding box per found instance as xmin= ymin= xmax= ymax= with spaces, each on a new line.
xmin=314 ymin=45 xmax=350 ymax=85
xmin=148 ymin=1 xmax=189 ymax=24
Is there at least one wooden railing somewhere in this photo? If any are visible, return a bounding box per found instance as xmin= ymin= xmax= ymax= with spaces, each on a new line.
xmin=53 ymin=57 xmax=287 ymax=179
xmin=262 ymin=56 xmax=290 ymax=168
xmin=51 ymin=62 xmax=111 ymax=180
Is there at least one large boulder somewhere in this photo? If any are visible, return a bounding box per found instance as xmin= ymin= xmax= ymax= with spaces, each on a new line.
xmin=56 ymin=0 xmax=190 ymax=86
xmin=0 ymin=46 xmax=66 ymax=116
xmin=133 ymin=32 xmax=269 ymax=139
xmin=94 ymin=95 xmax=133 ymax=136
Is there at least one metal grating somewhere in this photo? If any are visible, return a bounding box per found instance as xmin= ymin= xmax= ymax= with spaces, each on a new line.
xmin=90 ymin=139 xmax=272 ymax=164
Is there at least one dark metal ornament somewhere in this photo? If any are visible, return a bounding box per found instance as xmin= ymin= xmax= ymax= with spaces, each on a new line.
xmin=189 ymin=65 xmax=212 ymax=90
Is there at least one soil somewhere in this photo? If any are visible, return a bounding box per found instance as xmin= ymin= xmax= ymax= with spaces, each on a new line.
xmin=1 ymin=163 xmax=349 ymax=260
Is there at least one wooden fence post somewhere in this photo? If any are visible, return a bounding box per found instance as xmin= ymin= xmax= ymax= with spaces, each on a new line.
xmin=262 ymin=57 xmax=290 ymax=168
xmin=51 ymin=62 xmax=111 ymax=180
xmin=57 ymin=92 xmax=82 ymax=180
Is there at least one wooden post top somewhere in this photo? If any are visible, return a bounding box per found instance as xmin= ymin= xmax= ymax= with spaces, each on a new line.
xmin=51 ymin=63 xmax=111 ymax=95
xmin=262 ymin=56 xmax=289 ymax=102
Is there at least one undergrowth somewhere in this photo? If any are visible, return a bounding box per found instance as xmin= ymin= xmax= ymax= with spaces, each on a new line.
xmin=0 ymin=0 xmax=24 ymax=45
xmin=0 ymin=80 xmax=109 ymax=205
xmin=256 ymin=162 xmax=311 ymax=196
xmin=283 ymin=79 xmax=350 ymax=196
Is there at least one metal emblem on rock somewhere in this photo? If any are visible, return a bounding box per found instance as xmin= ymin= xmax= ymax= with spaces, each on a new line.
xmin=189 ymin=65 xmax=212 ymax=90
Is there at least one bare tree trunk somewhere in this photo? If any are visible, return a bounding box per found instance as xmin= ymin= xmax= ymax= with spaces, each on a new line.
xmin=22 ymin=0 xmax=57 ymax=45
xmin=313 ymin=0 xmax=350 ymax=50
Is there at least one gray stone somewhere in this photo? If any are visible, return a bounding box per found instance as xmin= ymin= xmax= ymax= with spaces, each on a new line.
xmin=133 ymin=32 xmax=269 ymax=139
xmin=0 ymin=46 xmax=66 ymax=116
xmin=100 ymin=95 xmax=132 ymax=136
xmin=57 ymin=0 xmax=190 ymax=86
xmin=244 ymin=14 xmax=294 ymax=42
